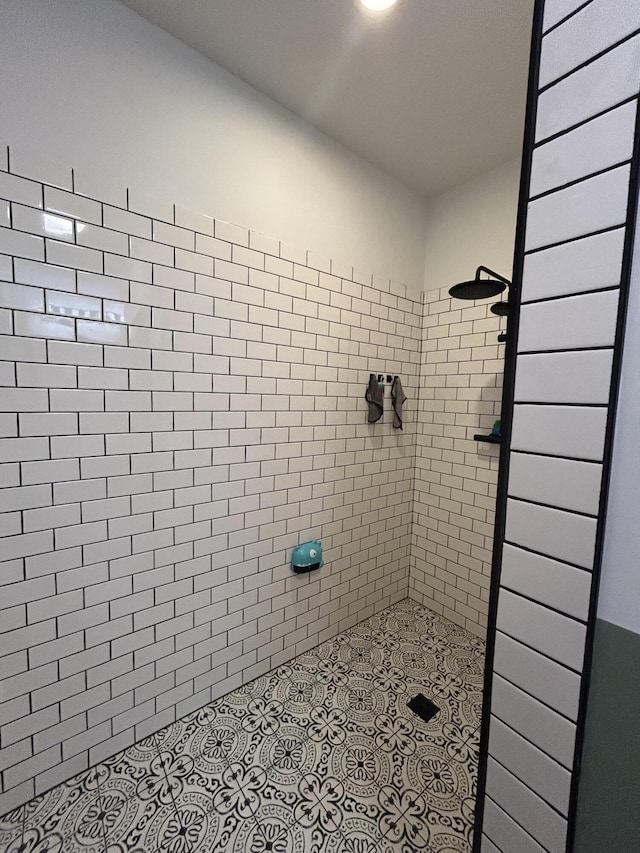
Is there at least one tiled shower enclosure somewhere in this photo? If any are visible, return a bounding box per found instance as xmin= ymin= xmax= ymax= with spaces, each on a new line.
xmin=0 ymin=144 xmax=420 ymax=813
xmin=0 ymin=143 xmax=502 ymax=817
xmin=1 ymin=599 xmax=483 ymax=852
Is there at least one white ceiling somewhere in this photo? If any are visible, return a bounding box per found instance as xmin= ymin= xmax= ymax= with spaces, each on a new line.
xmin=120 ymin=0 xmax=535 ymax=198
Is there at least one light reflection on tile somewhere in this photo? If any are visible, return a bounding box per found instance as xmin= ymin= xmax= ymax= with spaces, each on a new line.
xmin=12 ymin=204 xmax=74 ymax=242
xmin=77 ymin=319 xmax=127 ymax=345
xmin=103 ymin=300 xmax=150 ymax=327
xmin=44 ymin=187 xmax=102 ymax=226
xmin=46 ymin=290 xmax=101 ymax=320
xmin=13 ymin=311 xmax=75 ymax=340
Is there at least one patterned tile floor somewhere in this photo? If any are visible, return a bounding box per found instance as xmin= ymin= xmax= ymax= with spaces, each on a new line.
xmin=0 ymin=598 xmax=484 ymax=853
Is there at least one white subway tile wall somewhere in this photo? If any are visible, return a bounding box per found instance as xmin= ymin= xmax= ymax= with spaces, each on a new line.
xmin=487 ymin=716 xmax=571 ymax=815
xmin=542 ymin=0 xmax=590 ymax=34
xmin=482 ymin=2 xmax=640 ymax=851
xmin=486 ymin=758 xmax=568 ymax=853
xmin=539 ymin=0 xmax=640 ymax=89
xmin=410 ymin=286 xmax=504 ymax=639
xmin=529 ymin=99 xmax=636 ymax=198
xmin=535 ymin=34 xmax=640 ymax=142
xmin=490 ymin=673 xmax=576 ymax=770
xmin=0 ymin=145 xmax=422 ymax=813
xmin=482 ymin=797 xmax=546 ymax=853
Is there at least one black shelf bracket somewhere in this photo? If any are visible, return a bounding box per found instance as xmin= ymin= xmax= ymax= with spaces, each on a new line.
xmin=474 ymin=434 xmax=501 ymax=444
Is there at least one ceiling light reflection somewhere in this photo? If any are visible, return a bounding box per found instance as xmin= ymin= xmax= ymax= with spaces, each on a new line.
xmin=359 ymin=0 xmax=397 ymax=11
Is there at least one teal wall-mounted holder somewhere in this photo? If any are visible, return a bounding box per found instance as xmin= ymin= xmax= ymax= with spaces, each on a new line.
xmin=291 ymin=540 xmax=323 ymax=574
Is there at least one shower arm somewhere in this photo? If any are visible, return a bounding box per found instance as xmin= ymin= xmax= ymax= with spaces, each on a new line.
xmin=475 ymin=266 xmax=511 ymax=287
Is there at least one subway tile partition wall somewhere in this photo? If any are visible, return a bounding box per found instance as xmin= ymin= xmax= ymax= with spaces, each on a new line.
xmin=0 ymin=146 xmax=421 ymax=814
xmin=410 ymin=287 xmax=504 ymax=638
xmin=479 ymin=1 xmax=640 ymax=851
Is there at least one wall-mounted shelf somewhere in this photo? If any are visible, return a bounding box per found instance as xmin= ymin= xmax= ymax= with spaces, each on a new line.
xmin=474 ymin=434 xmax=501 ymax=444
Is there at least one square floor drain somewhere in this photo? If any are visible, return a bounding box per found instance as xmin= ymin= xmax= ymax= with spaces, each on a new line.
xmin=407 ymin=693 xmax=439 ymax=723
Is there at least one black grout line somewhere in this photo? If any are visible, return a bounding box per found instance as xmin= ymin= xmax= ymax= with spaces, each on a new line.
xmin=484 ymin=795 xmax=553 ymax=853
xmin=533 ymin=94 xmax=638 ymax=150
xmin=510 ymin=448 xmax=602 ymax=465
xmin=499 ymin=585 xmax=588 ymax=626
xmin=528 ymin=159 xmax=632 ymax=203
xmin=541 ymin=0 xmax=594 ymax=37
xmin=512 ymin=400 xmax=608 ymax=408
xmin=521 ymin=283 xmax=621 ymax=306
xmin=491 ymin=672 xmax=577 ymax=729
xmin=524 ymin=222 xmax=627 ymax=256
xmin=488 ymin=753 xmax=569 ymax=820
xmin=496 ymin=628 xmax=583 ymax=677
xmin=515 ymin=344 xmax=614 ymax=356
xmin=538 ymin=27 xmax=640 ymax=96
xmin=490 ymin=710 xmax=573 ymax=772
xmin=506 ymin=494 xmax=599 ymax=520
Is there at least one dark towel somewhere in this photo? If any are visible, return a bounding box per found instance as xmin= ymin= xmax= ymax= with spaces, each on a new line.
xmin=391 ymin=376 xmax=407 ymax=430
xmin=365 ymin=373 xmax=383 ymax=423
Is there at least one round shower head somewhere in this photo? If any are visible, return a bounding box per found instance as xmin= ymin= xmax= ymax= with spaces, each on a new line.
xmin=490 ymin=301 xmax=510 ymax=316
xmin=448 ymin=279 xmax=507 ymax=300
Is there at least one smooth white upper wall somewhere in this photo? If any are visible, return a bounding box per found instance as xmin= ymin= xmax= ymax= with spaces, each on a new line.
xmin=0 ymin=0 xmax=428 ymax=290
xmin=422 ymin=157 xmax=521 ymax=293
xmin=598 ymin=183 xmax=640 ymax=636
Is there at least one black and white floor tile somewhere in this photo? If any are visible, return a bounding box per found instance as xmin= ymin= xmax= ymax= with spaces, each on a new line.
xmin=2 ymin=599 xmax=484 ymax=852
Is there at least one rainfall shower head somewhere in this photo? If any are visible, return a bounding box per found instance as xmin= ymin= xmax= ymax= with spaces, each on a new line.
xmin=449 ymin=278 xmax=505 ymax=300
xmin=448 ymin=266 xmax=511 ymax=301
xmin=490 ymin=301 xmax=510 ymax=317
